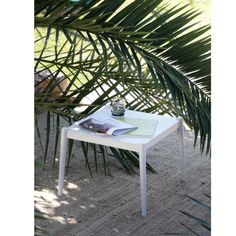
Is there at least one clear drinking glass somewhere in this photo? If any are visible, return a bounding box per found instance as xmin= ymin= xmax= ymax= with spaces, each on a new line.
xmin=110 ymin=97 xmax=126 ymax=116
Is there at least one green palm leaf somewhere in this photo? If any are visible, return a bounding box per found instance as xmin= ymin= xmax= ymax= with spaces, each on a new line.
xmin=35 ymin=0 xmax=211 ymax=171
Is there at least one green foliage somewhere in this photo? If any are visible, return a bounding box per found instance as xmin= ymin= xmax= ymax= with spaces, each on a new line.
xmin=164 ymin=193 xmax=211 ymax=235
xmin=35 ymin=0 xmax=211 ymax=172
xmin=35 ymin=208 xmax=50 ymax=236
xmin=35 ymin=161 xmax=50 ymax=235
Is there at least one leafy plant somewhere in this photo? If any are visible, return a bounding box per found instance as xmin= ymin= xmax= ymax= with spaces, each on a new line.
xmin=35 ymin=208 xmax=50 ymax=236
xmin=34 ymin=0 xmax=210 ymax=173
xmin=35 ymin=162 xmax=50 ymax=236
xmin=164 ymin=193 xmax=211 ymax=235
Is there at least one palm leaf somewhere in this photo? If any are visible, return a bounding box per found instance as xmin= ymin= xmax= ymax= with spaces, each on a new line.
xmin=35 ymin=0 xmax=211 ymax=173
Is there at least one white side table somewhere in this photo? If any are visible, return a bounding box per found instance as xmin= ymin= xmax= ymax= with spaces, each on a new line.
xmin=58 ymin=106 xmax=185 ymax=217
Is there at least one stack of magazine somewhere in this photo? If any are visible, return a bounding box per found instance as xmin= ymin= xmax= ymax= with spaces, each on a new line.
xmin=77 ymin=113 xmax=158 ymax=137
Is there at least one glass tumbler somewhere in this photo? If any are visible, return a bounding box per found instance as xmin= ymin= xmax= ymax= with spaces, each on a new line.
xmin=110 ymin=97 xmax=126 ymax=116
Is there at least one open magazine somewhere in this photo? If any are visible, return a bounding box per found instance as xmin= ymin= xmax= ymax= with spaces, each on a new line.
xmin=78 ymin=116 xmax=137 ymax=135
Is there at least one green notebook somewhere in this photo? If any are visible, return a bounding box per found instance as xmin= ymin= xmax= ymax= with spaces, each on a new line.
xmin=116 ymin=118 xmax=158 ymax=136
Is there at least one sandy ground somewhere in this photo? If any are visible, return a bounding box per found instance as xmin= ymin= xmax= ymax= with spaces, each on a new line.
xmin=35 ymin=112 xmax=211 ymax=236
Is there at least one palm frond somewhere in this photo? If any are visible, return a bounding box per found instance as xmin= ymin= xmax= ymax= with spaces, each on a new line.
xmin=35 ymin=0 xmax=211 ymax=171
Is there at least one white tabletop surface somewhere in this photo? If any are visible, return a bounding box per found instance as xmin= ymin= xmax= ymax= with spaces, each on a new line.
xmin=66 ymin=106 xmax=180 ymax=152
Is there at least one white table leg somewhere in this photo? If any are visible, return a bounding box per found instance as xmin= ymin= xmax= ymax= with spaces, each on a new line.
xmin=58 ymin=127 xmax=68 ymax=196
xmin=139 ymin=146 xmax=147 ymax=217
xmin=178 ymin=118 xmax=185 ymax=179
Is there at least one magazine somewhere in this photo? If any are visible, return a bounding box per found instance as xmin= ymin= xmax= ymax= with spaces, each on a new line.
xmin=78 ymin=116 xmax=137 ymax=135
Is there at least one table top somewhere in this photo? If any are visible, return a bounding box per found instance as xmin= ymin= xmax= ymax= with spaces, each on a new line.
xmin=66 ymin=106 xmax=180 ymax=152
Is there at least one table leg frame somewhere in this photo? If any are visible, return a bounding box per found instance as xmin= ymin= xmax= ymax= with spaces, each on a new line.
xmin=139 ymin=145 xmax=147 ymax=217
xmin=58 ymin=127 xmax=68 ymax=196
xmin=57 ymin=118 xmax=185 ymax=217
